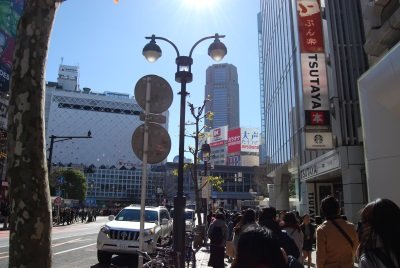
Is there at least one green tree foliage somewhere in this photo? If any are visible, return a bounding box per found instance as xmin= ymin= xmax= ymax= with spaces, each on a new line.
xmin=49 ymin=168 xmax=87 ymax=201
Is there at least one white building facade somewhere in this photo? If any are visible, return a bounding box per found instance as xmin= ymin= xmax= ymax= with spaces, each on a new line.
xmin=45 ymin=65 xmax=169 ymax=207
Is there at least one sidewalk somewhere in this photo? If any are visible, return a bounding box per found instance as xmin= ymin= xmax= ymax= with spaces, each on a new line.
xmin=195 ymin=246 xmax=358 ymax=268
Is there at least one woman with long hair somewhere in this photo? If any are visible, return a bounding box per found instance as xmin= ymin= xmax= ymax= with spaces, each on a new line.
xmin=358 ymin=198 xmax=400 ymax=268
xmin=232 ymin=208 xmax=258 ymax=256
xmin=282 ymin=211 xmax=304 ymax=261
xmin=231 ymin=227 xmax=287 ymax=268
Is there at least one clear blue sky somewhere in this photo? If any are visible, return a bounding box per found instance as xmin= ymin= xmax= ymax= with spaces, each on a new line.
xmin=46 ymin=0 xmax=261 ymax=162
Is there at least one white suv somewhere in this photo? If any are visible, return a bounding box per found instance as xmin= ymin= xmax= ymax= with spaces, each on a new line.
xmin=96 ymin=205 xmax=173 ymax=264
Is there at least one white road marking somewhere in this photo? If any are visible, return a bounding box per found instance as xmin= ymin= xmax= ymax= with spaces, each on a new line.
xmin=53 ymin=243 xmax=96 ymax=255
xmin=52 ymin=237 xmax=82 ymax=247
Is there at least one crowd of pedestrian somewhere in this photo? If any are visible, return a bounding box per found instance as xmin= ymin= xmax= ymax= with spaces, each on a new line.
xmin=52 ymin=207 xmax=98 ymax=225
xmin=205 ymin=196 xmax=400 ymax=268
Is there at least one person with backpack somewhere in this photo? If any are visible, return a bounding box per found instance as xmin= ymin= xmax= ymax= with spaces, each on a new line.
xmin=207 ymin=212 xmax=228 ymax=268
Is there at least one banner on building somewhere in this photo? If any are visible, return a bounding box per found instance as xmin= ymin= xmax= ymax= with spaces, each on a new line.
xmin=297 ymin=0 xmax=333 ymax=150
xmin=301 ymin=53 xmax=329 ymax=111
xmin=209 ymin=126 xmax=228 ymax=147
xmin=241 ymin=128 xmax=259 ymax=153
xmin=306 ymin=183 xmax=316 ymax=222
xmin=0 ymin=0 xmax=26 ymax=92
xmin=227 ymin=128 xmax=241 ymax=153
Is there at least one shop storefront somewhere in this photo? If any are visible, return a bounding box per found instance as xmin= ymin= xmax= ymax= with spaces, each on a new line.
xmin=299 ymin=147 xmax=367 ymax=223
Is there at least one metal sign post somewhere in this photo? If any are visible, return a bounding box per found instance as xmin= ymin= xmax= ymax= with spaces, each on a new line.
xmin=132 ymin=75 xmax=172 ymax=268
xmin=138 ymin=76 xmax=151 ymax=268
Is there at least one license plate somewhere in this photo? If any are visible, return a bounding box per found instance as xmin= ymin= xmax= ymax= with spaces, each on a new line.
xmin=120 ymin=244 xmax=128 ymax=249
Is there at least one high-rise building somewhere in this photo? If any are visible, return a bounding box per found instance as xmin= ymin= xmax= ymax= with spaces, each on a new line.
xmin=204 ymin=63 xmax=240 ymax=131
xmin=259 ymin=0 xmax=369 ymax=222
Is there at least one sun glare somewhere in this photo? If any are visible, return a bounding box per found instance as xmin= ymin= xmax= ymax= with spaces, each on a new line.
xmin=182 ymin=0 xmax=216 ymax=11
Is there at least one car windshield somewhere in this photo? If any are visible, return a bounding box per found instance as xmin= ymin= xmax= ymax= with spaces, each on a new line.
xmin=185 ymin=211 xmax=194 ymax=220
xmin=115 ymin=209 xmax=158 ymax=222
xmin=170 ymin=209 xmax=193 ymax=220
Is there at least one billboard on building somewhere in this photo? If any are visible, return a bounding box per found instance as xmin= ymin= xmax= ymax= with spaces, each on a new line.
xmin=0 ymin=0 xmax=26 ymax=92
xmin=227 ymin=128 xmax=241 ymax=153
xmin=241 ymin=128 xmax=259 ymax=153
xmin=58 ymin=65 xmax=79 ymax=78
xmin=297 ymin=0 xmax=333 ymax=149
xmin=209 ymin=126 xmax=228 ymax=147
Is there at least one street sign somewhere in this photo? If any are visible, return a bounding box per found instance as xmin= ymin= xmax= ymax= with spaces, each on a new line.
xmin=134 ymin=75 xmax=173 ymax=114
xmin=132 ymin=122 xmax=171 ymax=164
xmin=54 ymin=196 xmax=62 ymax=206
xmin=139 ymin=112 xmax=166 ymax=124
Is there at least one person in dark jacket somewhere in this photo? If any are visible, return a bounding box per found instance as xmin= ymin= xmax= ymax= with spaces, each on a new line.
xmin=207 ymin=212 xmax=228 ymax=268
xmin=231 ymin=227 xmax=287 ymax=268
xmin=300 ymin=214 xmax=316 ymax=268
xmin=258 ymin=207 xmax=300 ymax=259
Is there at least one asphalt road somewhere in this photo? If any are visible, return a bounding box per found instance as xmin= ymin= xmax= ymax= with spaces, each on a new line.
xmin=0 ymin=216 xmax=141 ymax=268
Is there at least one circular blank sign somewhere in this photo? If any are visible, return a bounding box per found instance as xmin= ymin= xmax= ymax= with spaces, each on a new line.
xmin=132 ymin=122 xmax=171 ymax=164
xmin=134 ymin=75 xmax=173 ymax=114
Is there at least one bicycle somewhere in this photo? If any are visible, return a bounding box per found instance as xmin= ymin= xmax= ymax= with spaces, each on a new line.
xmin=137 ymin=246 xmax=176 ymax=268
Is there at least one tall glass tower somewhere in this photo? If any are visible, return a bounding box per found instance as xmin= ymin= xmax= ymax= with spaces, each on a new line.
xmin=204 ymin=63 xmax=240 ymax=131
xmin=259 ymin=0 xmax=368 ymax=222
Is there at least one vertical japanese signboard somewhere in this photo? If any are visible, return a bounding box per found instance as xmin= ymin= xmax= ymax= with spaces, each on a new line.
xmin=297 ymin=0 xmax=333 ymax=149
xmin=227 ymin=128 xmax=241 ymax=153
xmin=0 ymin=0 xmax=26 ymax=92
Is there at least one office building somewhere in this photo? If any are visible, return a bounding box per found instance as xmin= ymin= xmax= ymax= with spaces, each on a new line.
xmin=204 ymin=63 xmax=240 ymax=131
xmin=259 ymin=0 xmax=369 ymax=222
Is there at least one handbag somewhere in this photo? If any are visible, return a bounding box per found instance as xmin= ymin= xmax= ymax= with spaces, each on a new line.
xmin=226 ymin=240 xmax=235 ymax=258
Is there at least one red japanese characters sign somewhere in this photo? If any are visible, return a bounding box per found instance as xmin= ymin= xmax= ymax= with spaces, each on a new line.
xmin=297 ymin=0 xmax=324 ymax=53
xmin=228 ymin=128 xmax=241 ymax=153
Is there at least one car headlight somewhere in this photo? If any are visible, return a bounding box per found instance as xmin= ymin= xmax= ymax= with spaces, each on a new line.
xmin=100 ymin=225 xmax=110 ymax=235
xmin=144 ymin=228 xmax=154 ymax=236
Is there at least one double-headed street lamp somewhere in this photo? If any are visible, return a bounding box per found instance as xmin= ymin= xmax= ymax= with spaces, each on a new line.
xmin=143 ymin=33 xmax=227 ymax=267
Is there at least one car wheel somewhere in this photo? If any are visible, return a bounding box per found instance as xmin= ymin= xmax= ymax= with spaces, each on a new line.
xmin=97 ymin=250 xmax=112 ymax=265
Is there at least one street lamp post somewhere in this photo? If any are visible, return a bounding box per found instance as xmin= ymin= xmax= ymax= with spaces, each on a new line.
xmin=47 ymin=130 xmax=92 ymax=174
xmin=143 ymin=34 xmax=227 ymax=267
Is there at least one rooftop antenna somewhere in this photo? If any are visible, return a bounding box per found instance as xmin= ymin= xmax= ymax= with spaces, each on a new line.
xmin=60 ymin=57 xmax=63 ymax=64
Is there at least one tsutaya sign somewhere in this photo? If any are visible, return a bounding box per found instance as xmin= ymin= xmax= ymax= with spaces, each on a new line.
xmin=297 ymin=0 xmax=333 ymax=149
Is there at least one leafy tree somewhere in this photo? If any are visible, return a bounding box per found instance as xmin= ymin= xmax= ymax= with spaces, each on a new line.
xmin=49 ymin=168 xmax=87 ymax=202
xmin=6 ymin=1 xmax=63 ymax=267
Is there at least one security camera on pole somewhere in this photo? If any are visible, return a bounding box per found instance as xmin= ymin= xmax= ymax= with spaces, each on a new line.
xmin=132 ymin=74 xmax=173 ymax=268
